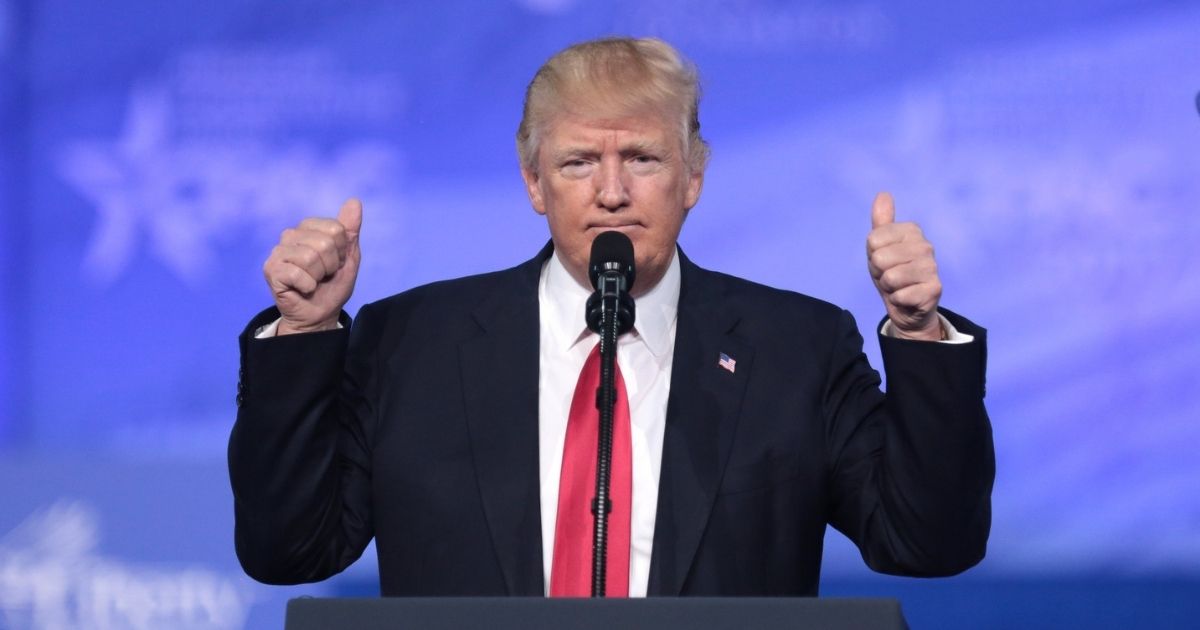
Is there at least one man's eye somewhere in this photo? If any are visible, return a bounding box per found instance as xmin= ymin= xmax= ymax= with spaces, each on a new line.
xmin=629 ymin=155 xmax=661 ymax=171
xmin=560 ymin=160 xmax=592 ymax=177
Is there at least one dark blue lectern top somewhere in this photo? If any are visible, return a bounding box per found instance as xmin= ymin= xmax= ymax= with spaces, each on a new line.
xmin=285 ymin=597 xmax=909 ymax=630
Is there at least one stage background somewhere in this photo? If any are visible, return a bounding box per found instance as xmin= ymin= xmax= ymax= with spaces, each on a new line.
xmin=1 ymin=1 xmax=1198 ymax=628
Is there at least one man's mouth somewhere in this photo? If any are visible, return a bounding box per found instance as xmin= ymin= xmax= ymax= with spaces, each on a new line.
xmin=588 ymin=223 xmax=642 ymax=232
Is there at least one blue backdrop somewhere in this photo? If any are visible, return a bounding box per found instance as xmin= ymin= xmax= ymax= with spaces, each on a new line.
xmin=2 ymin=1 xmax=1198 ymax=628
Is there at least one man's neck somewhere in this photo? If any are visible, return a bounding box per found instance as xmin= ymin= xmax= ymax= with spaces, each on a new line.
xmin=553 ymin=248 xmax=676 ymax=299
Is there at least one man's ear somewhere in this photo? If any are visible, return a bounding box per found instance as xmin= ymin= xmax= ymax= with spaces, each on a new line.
xmin=521 ymin=165 xmax=547 ymax=215
xmin=683 ymin=167 xmax=704 ymax=210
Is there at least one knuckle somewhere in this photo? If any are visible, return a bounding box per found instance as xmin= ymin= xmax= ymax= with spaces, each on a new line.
xmin=263 ymin=255 xmax=287 ymax=278
xmin=879 ymin=269 xmax=898 ymax=291
xmin=303 ymin=217 xmax=341 ymax=236
xmin=318 ymin=238 xmax=337 ymax=256
xmin=300 ymin=248 xmax=321 ymax=268
xmin=293 ymin=268 xmax=315 ymax=292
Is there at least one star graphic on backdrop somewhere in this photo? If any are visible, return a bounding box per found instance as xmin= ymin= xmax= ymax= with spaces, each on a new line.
xmin=57 ymin=85 xmax=211 ymax=284
xmin=56 ymin=84 xmax=406 ymax=287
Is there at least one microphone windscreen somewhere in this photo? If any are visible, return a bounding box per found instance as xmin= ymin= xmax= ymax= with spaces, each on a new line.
xmin=588 ymin=231 xmax=635 ymax=290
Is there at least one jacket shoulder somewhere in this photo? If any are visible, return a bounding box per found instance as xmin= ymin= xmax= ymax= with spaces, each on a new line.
xmin=350 ymin=259 xmax=539 ymax=341
xmin=693 ymin=266 xmax=851 ymax=329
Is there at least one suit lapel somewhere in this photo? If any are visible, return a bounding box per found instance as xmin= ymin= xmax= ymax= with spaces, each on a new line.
xmin=647 ymin=252 xmax=754 ymax=595
xmin=458 ymin=244 xmax=552 ymax=596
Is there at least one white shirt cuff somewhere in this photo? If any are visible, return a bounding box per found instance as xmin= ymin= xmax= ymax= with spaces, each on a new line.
xmin=253 ymin=317 xmax=343 ymax=339
xmin=879 ymin=313 xmax=974 ymax=344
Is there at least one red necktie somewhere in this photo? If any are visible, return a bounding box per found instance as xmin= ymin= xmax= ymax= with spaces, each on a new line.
xmin=550 ymin=343 xmax=632 ymax=597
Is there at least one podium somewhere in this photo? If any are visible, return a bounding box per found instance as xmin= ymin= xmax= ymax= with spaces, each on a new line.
xmin=284 ymin=597 xmax=909 ymax=629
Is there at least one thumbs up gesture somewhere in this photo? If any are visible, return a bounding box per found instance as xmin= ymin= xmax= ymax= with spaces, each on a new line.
xmin=263 ymin=198 xmax=363 ymax=335
xmin=866 ymin=192 xmax=944 ymax=341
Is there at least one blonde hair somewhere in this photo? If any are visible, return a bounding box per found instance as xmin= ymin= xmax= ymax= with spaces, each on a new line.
xmin=516 ymin=37 xmax=710 ymax=174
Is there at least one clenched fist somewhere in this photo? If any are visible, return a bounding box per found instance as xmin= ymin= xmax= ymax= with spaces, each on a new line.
xmin=866 ymin=192 xmax=944 ymax=341
xmin=263 ymin=198 xmax=363 ymax=335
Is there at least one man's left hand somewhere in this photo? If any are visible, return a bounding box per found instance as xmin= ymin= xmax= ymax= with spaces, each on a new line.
xmin=866 ymin=192 xmax=943 ymax=341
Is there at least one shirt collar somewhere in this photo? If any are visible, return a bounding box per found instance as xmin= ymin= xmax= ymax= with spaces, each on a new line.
xmin=539 ymin=246 xmax=680 ymax=359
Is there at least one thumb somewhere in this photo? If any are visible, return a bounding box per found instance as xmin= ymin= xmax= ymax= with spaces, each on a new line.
xmin=871 ymin=191 xmax=895 ymax=229
xmin=337 ymin=197 xmax=363 ymax=243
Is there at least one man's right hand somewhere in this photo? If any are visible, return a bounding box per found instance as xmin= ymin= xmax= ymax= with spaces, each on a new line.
xmin=263 ymin=198 xmax=363 ymax=335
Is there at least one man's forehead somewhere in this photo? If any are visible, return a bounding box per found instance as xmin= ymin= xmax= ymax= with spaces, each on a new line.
xmin=542 ymin=110 xmax=680 ymax=147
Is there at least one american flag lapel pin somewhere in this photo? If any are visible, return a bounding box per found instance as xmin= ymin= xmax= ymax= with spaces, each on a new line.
xmin=718 ymin=352 xmax=736 ymax=374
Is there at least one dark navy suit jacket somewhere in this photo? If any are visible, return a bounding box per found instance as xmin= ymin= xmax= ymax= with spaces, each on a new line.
xmin=229 ymin=244 xmax=993 ymax=596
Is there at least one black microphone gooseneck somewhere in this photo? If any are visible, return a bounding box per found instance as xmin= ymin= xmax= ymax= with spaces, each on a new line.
xmin=584 ymin=231 xmax=636 ymax=597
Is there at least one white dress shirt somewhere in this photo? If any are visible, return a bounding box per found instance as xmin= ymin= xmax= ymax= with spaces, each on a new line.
xmin=536 ymin=248 xmax=679 ymax=597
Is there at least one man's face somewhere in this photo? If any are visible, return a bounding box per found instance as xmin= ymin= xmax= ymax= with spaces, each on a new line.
xmin=521 ymin=108 xmax=703 ymax=296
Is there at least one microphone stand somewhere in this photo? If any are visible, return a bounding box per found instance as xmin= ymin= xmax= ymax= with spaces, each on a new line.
xmin=591 ymin=288 xmax=621 ymax=597
xmin=585 ymin=232 xmax=635 ymax=598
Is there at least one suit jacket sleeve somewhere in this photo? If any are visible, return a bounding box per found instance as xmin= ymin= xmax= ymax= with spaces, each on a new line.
xmin=825 ymin=307 xmax=993 ymax=576
xmin=227 ymin=303 xmax=381 ymax=585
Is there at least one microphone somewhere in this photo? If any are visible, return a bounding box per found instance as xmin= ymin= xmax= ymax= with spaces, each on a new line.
xmin=586 ymin=231 xmax=636 ymax=336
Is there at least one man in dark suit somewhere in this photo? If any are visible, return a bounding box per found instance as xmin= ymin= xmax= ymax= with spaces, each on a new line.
xmin=228 ymin=37 xmax=993 ymax=597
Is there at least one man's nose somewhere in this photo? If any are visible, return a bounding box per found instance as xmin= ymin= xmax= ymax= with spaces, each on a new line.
xmin=595 ymin=159 xmax=630 ymax=210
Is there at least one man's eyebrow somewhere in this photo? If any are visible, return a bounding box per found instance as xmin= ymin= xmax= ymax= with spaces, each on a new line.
xmin=548 ymin=139 xmax=674 ymax=163
xmin=620 ymin=139 xmax=672 ymax=157
xmin=549 ymin=146 xmax=598 ymax=162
